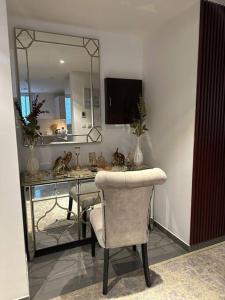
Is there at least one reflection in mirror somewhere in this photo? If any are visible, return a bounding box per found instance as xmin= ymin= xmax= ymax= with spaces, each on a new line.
xmin=15 ymin=28 xmax=102 ymax=145
xmin=92 ymin=56 xmax=101 ymax=127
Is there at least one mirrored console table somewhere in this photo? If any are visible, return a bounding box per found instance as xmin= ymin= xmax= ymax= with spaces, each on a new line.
xmin=20 ymin=166 xmax=153 ymax=260
xmin=21 ymin=169 xmax=97 ymax=259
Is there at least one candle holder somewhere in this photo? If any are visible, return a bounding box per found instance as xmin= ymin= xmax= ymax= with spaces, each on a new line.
xmin=74 ymin=146 xmax=81 ymax=170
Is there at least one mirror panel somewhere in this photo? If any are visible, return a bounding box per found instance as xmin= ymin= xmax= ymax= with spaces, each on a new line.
xmin=15 ymin=28 xmax=102 ymax=145
xmin=92 ymin=56 xmax=101 ymax=127
xmin=35 ymin=31 xmax=84 ymax=46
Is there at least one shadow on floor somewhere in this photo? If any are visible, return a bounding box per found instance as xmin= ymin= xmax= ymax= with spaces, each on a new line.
xmin=29 ymin=228 xmax=186 ymax=300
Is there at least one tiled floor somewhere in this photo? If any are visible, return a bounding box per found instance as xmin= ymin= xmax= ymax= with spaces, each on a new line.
xmin=29 ymin=227 xmax=187 ymax=300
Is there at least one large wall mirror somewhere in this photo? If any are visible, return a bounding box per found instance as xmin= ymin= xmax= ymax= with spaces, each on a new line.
xmin=15 ymin=28 xmax=102 ymax=145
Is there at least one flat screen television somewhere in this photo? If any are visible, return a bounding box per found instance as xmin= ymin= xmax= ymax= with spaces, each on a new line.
xmin=104 ymin=77 xmax=142 ymax=124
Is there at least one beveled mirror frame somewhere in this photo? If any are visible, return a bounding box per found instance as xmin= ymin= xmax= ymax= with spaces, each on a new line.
xmin=14 ymin=28 xmax=102 ymax=146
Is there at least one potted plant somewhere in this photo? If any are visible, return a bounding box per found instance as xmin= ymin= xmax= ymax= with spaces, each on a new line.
xmin=130 ymin=97 xmax=148 ymax=166
xmin=15 ymin=95 xmax=49 ymax=174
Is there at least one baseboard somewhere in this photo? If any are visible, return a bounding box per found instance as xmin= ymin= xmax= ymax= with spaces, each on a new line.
xmin=153 ymin=220 xmax=225 ymax=252
xmin=18 ymin=297 xmax=29 ymax=300
xmin=189 ymin=234 xmax=225 ymax=251
xmin=153 ymin=221 xmax=190 ymax=251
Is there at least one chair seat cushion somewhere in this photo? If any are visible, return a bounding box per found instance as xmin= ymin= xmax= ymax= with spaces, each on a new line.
xmin=90 ymin=207 xmax=105 ymax=248
xmin=70 ymin=187 xmax=101 ymax=209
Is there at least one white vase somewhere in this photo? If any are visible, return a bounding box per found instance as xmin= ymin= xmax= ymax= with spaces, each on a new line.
xmin=134 ymin=136 xmax=143 ymax=167
xmin=27 ymin=145 xmax=39 ymax=175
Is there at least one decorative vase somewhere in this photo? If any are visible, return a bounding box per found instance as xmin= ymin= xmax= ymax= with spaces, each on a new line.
xmin=27 ymin=145 xmax=39 ymax=175
xmin=134 ymin=136 xmax=143 ymax=167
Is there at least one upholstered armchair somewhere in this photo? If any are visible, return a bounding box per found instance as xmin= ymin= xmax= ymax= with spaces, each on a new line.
xmin=90 ymin=168 xmax=167 ymax=294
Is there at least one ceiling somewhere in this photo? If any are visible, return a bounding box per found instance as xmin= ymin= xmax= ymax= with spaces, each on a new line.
xmin=7 ymin=0 xmax=199 ymax=34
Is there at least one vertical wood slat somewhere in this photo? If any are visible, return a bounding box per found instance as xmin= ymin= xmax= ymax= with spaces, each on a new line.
xmin=190 ymin=0 xmax=225 ymax=245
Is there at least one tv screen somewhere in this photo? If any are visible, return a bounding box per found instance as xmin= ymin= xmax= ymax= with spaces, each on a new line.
xmin=105 ymin=78 xmax=142 ymax=124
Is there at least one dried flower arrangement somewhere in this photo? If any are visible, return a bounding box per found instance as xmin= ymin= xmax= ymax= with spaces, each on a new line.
xmin=15 ymin=95 xmax=49 ymax=145
xmin=130 ymin=97 xmax=148 ymax=136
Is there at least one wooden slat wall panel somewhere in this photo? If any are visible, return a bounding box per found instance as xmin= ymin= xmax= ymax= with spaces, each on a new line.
xmin=190 ymin=0 xmax=225 ymax=245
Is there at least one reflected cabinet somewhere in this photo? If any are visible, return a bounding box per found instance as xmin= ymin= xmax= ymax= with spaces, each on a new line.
xmin=15 ymin=28 xmax=102 ymax=145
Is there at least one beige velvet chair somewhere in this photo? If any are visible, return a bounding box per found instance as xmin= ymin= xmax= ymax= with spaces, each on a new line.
xmin=90 ymin=168 xmax=167 ymax=295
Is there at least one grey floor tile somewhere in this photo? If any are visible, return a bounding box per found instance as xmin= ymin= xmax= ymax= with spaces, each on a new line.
xmin=29 ymin=227 xmax=187 ymax=299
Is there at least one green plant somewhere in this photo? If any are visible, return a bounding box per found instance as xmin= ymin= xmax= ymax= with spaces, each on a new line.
xmin=15 ymin=95 xmax=49 ymax=145
xmin=130 ymin=97 xmax=148 ymax=136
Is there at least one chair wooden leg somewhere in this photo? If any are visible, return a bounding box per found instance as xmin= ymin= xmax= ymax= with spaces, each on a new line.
xmin=82 ymin=209 xmax=87 ymax=238
xmin=91 ymin=225 xmax=95 ymax=257
xmin=103 ymin=248 xmax=109 ymax=295
xmin=132 ymin=245 xmax=136 ymax=251
xmin=67 ymin=196 xmax=73 ymax=220
xmin=141 ymin=243 xmax=151 ymax=287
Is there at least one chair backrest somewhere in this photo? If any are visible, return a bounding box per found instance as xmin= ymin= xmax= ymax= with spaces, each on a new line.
xmin=95 ymin=168 xmax=167 ymax=249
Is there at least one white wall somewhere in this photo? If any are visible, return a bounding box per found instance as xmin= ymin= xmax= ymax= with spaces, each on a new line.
xmin=8 ymin=17 xmax=142 ymax=170
xmin=142 ymin=2 xmax=200 ymax=245
xmin=0 ymin=1 xmax=29 ymax=299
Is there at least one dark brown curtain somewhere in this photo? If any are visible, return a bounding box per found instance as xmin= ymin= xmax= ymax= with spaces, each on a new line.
xmin=190 ymin=0 xmax=225 ymax=245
